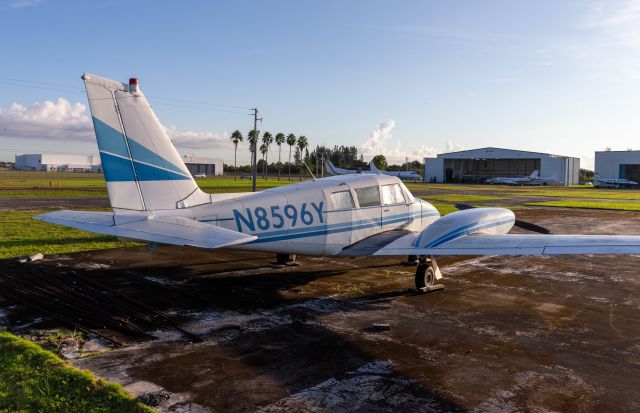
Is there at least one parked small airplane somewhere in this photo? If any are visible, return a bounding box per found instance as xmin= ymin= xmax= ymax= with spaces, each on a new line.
xmin=36 ymin=74 xmax=640 ymax=292
xmin=369 ymin=161 xmax=422 ymax=181
xmin=594 ymin=173 xmax=639 ymax=189
xmin=486 ymin=170 xmax=542 ymax=186
xmin=324 ymin=160 xmax=372 ymax=176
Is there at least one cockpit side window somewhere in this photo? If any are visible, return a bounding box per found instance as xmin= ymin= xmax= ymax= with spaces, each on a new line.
xmin=330 ymin=190 xmax=355 ymax=210
xmin=381 ymin=183 xmax=407 ymax=205
xmin=354 ymin=186 xmax=381 ymax=207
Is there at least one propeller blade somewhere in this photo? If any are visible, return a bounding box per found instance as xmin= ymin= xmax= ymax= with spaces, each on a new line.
xmin=514 ymin=219 xmax=550 ymax=234
xmin=454 ymin=203 xmax=475 ymax=210
xmin=453 ymin=203 xmax=550 ymax=234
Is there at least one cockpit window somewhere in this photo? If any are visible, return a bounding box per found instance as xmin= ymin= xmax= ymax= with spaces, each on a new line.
xmin=354 ymin=186 xmax=381 ymax=207
xmin=330 ymin=190 xmax=355 ymax=210
xmin=381 ymin=183 xmax=407 ymax=205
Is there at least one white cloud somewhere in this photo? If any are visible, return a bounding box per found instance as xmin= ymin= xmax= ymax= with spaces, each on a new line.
xmin=0 ymin=98 xmax=93 ymax=140
xmin=0 ymin=98 xmax=233 ymax=150
xmin=9 ymin=0 xmax=43 ymax=8
xmin=580 ymin=0 xmax=640 ymax=78
xmin=359 ymin=119 xmax=464 ymax=163
xmin=165 ymin=125 xmax=232 ymax=150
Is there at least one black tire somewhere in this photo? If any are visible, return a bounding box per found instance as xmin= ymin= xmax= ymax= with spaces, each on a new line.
xmin=276 ymin=253 xmax=296 ymax=265
xmin=415 ymin=263 xmax=435 ymax=290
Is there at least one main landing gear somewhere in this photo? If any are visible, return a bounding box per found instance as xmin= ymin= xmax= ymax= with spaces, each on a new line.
xmin=272 ymin=253 xmax=298 ymax=268
xmin=414 ymin=255 xmax=444 ymax=293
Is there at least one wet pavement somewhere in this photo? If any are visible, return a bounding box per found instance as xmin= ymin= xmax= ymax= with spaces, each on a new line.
xmin=2 ymin=207 xmax=640 ymax=411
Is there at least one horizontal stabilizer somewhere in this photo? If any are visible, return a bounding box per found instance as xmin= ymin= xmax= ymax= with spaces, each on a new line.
xmin=35 ymin=210 xmax=256 ymax=249
xmin=374 ymin=233 xmax=640 ymax=256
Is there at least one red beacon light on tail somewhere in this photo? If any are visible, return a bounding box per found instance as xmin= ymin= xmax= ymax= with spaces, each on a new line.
xmin=129 ymin=77 xmax=139 ymax=93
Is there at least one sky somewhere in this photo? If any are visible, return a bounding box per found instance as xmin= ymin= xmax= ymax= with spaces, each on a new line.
xmin=1 ymin=0 xmax=640 ymax=169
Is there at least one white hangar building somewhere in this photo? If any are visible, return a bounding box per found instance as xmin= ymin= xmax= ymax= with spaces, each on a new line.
xmin=595 ymin=150 xmax=640 ymax=182
xmin=181 ymin=154 xmax=224 ymax=176
xmin=15 ymin=153 xmax=102 ymax=172
xmin=424 ymin=147 xmax=580 ymax=186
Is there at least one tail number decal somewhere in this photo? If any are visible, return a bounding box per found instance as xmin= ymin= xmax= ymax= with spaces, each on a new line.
xmin=233 ymin=202 xmax=324 ymax=232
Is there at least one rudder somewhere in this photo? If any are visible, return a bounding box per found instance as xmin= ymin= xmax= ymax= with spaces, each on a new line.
xmin=82 ymin=74 xmax=211 ymax=211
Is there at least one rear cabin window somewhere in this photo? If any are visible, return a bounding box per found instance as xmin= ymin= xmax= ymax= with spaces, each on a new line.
xmin=381 ymin=184 xmax=407 ymax=205
xmin=354 ymin=186 xmax=381 ymax=207
xmin=330 ymin=190 xmax=355 ymax=210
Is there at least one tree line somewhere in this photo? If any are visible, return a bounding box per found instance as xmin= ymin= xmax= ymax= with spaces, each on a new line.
xmin=224 ymin=139 xmax=424 ymax=178
xmin=229 ymin=130 xmax=309 ymax=180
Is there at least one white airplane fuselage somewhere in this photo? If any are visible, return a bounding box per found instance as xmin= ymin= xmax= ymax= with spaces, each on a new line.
xmin=159 ymin=174 xmax=439 ymax=255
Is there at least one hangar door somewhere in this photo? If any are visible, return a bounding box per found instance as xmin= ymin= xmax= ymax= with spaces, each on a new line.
xmin=619 ymin=164 xmax=640 ymax=182
xmin=443 ymin=158 xmax=540 ymax=183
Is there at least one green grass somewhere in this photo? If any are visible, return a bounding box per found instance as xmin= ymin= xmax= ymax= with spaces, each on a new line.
xmin=518 ymin=189 xmax=640 ymax=200
xmin=431 ymin=202 xmax=458 ymax=216
xmin=0 ymin=210 xmax=140 ymax=259
xmin=0 ymin=190 xmax=108 ymax=198
xmin=525 ymin=200 xmax=640 ymax=211
xmin=0 ymin=331 xmax=156 ymax=413
xmin=0 ymin=171 xmax=107 ymax=189
xmin=421 ymin=194 xmax=506 ymax=203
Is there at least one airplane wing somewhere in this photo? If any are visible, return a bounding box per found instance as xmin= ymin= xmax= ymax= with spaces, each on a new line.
xmin=34 ymin=210 xmax=256 ymax=249
xmin=338 ymin=230 xmax=412 ymax=256
xmin=373 ymin=233 xmax=640 ymax=256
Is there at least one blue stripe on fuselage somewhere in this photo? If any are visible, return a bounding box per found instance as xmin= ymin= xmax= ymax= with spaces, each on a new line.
xmin=244 ymin=210 xmax=438 ymax=244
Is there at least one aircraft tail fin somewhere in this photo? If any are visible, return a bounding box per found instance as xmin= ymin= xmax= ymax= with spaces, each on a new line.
xmin=529 ymin=170 xmax=540 ymax=179
xmin=82 ymin=74 xmax=211 ymax=211
xmin=369 ymin=161 xmax=381 ymax=172
xmin=325 ymin=160 xmax=341 ymax=175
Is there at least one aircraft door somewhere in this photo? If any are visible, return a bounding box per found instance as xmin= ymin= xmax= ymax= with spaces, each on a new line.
xmin=351 ymin=184 xmax=382 ymax=244
xmin=323 ymin=186 xmax=355 ymax=254
xmin=381 ymin=183 xmax=411 ymax=231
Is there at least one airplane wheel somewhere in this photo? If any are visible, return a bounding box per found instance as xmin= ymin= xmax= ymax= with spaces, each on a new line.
xmin=275 ymin=253 xmax=296 ymax=266
xmin=415 ymin=260 xmax=435 ymax=290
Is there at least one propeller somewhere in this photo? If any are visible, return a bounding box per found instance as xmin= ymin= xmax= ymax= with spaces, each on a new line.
xmin=453 ymin=203 xmax=550 ymax=234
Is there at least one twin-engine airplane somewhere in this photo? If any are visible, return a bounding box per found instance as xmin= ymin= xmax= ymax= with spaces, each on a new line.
xmin=368 ymin=161 xmax=422 ymax=181
xmin=594 ymin=173 xmax=639 ymax=189
xmin=36 ymin=74 xmax=640 ymax=292
xmin=486 ymin=170 xmax=542 ymax=185
xmin=324 ymin=160 xmax=421 ymax=181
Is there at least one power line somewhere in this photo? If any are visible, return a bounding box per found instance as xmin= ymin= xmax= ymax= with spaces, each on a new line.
xmin=0 ymin=76 xmax=252 ymax=111
xmin=145 ymin=95 xmax=251 ymax=110
xmin=0 ymin=80 xmax=84 ymax=94
xmin=146 ymin=100 xmax=251 ymax=115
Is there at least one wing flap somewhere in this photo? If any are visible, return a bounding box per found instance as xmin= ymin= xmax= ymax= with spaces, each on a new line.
xmin=34 ymin=210 xmax=256 ymax=249
xmin=374 ymin=234 xmax=640 ymax=256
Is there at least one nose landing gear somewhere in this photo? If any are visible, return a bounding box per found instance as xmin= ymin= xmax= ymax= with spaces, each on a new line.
xmin=414 ymin=255 xmax=444 ymax=293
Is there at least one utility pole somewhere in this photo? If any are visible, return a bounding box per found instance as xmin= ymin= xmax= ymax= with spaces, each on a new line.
xmin=251 ymin=108 xmax=262 ymax=192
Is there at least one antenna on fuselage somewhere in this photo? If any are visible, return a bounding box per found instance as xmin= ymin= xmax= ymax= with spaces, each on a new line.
xmin=302 ymin=161 xmax=317 ymax=181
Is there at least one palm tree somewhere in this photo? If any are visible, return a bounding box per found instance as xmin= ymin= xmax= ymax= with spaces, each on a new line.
xmin=259 ymin=143 xmax=268 ymax=180
xmin=262 ymin=132 xmax=273 ymax=180
xmin=247 ymin=130 xmax=258 ymax=183
xmin=275 ymin=132 xmax=285 ymax=181
xmin=286 ymin=133 xmax=296 ymax=181
xmin=296 ymin=135 xmax=308 ymax=181
xmin=230 ymin=130 xmax=243 ymax=180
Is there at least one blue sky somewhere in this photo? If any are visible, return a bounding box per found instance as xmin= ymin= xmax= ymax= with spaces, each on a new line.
xmin=1 ymin=0 xmax=640 ymax=168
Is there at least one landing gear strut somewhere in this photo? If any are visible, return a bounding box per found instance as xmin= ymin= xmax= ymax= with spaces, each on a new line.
xmin=414 ymin=255 xmax=444 ymax=293
xmin=273 ymin=253 xmax=297 ymax=267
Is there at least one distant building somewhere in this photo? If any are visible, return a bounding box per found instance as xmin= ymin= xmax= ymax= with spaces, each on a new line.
xmin=14 ymin=152 xmax=225 ymax=177
xmin=181 ymin=154 xmax=224 ymax=176
xmin=15 ymin=153 xmax=102 ymax=172
xmin=424 ymin=147 xmax=580 ymax=186
xmin=595 ymin=150 xmax=640 ymax=182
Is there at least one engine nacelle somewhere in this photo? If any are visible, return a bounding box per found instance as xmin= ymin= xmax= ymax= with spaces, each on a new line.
xmin=414 ymin=207 xmax=515 ymax=248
